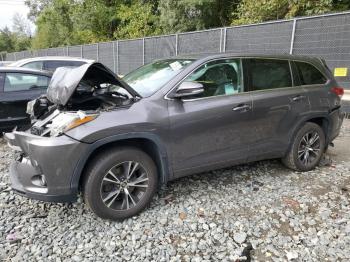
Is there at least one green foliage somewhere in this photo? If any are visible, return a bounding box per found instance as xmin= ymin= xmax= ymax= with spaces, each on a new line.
xmin=73 ymin=0 xmax=119 ymax=41
xmin=0 ymin=27 xmax=16 ymax=53
xmin=113 ymin=1 xmax=161 ymax=39
xmin=25 ymin=0 xmax=53 ymax=22
xmin=32 ymin=0 xmax=75 ymax=48
xmin=0 ymin=14 xmax=32 ymax=53
xmin=158 ymin=0 xmax=234 ymax=33
xmin=231 ymin=0 xmax=350 ymax=25
xmin=2 ymin=0 xmax=347 ymax=51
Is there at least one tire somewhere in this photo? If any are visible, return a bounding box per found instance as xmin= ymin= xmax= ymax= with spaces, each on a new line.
xmin=282 ymin=122 xmax=326 ymax=172
xmin=83 ymin=147 xmax=158 ymax=220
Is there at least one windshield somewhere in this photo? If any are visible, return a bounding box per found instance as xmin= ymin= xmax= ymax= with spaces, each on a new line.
xmin=123 ymin=59 xmax=194 ymax=97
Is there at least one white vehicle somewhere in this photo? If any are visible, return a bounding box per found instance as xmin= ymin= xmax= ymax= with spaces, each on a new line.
xmin=10 ymin=56 xmax=94 ymax=72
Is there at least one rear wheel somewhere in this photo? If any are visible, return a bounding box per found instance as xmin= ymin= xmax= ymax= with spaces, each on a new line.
xmin=83 ymin=147 xmax=158 ymax=220
xmin=282 ymin=122 xmax=326 ymax=171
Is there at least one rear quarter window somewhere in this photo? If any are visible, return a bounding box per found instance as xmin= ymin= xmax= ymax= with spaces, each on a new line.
xmin=295 ymin=61 xmax=327 ymax=85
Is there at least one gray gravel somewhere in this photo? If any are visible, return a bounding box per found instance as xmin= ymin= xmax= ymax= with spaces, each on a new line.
xmin=0 ymin=120 xmax=350 ymax=261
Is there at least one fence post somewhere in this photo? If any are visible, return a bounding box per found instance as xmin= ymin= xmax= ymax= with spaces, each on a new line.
xmin=175 ymin=34 xmax=179 ymax=56
xmin=112 ymin=41 xmax=116 ymax=73
xmin=142 ymin=38 xmax=145 ymax=65
xmin=290 ymin=18 xmax=297 ymax=54
xmin=80 ymin=45 xmax=83 ymax=58
xmin=96 ymin=43 xmax=99 ymax=61
xmin=116 ymin=40 xmax=119 ymax=75
xmin=223 ymin=28 xmax=227 ymax=53
xmin=66 ymin=46 xmax=69 ymax=56
xmin=220 ymin=29 xmax=223 ymax=52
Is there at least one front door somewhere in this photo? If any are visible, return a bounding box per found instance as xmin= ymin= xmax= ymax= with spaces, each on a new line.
xmin=167 ymin=58 xmax=254 ymax=177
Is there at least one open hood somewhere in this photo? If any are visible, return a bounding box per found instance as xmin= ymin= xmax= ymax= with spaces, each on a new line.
xmin=46 ymin=62 xmax=140 ymax=106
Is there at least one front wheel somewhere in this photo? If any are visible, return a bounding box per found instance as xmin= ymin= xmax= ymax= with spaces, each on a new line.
xmin=83 ymin=147 xmax=158 ymax=220
xmin=282 ymin=122 xmax=326 ymax=171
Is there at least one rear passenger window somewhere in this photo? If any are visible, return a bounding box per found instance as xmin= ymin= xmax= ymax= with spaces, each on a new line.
xmin=295 ymin=61 xmax=327 ymax=85
xmin=249 ymin=59 xmax=292 ymax=91
xmin=44 ymin=61 xmax=85 ymax=72
xmin=4 ymin=73 xmax=50 ymax=92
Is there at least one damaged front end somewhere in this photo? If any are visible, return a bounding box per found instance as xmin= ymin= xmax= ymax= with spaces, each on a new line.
xmin=4 ymin=62 xmax=141 ymax=202
xmin=26 ymin=62 xmax=140 ymax=137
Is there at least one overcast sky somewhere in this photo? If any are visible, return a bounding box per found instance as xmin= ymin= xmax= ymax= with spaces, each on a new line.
xmin=0 ymin=0 xmax=34 ymax=31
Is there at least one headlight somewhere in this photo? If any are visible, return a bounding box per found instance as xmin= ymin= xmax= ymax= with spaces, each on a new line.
xmin=48 ymin=111 xmax=98 ymax=137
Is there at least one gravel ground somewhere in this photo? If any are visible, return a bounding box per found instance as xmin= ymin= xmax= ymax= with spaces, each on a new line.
xmin=0 ymin=120 xmax=349 ymax=261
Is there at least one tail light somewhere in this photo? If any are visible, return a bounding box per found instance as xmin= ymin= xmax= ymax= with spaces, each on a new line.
xmin=330 ymin=87 xmax=344 ymax=97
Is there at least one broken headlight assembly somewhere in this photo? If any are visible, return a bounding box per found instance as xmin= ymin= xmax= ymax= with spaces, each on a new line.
xmin=47 ymin=111 xmax=99 ymax=137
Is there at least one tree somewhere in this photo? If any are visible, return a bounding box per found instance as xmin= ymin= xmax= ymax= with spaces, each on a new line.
xmin=0 ymin=14 xmax=32 ymax=53
xmin=31 ymin=0 xmax=76 ymax=48
xmin=0 ymin=27 xmax=16 ymax=53
xmin=18 ymin=0 xmax=350 ymax=50
xmin=231 ymin=0 xmax=350 ymax=25
xmin=72 ymin=0 xmax=119 ymax=41
xmin=25 ymin=0 xmax=53 ymax=22
xmin=113 ymin=1 xmax=161 ymax=39
xmin=12 ymin=14 xmax=32 ymax=51
xmin=158 ymin=0 xmax=234 ymax=33
xmin=12 ymin=13 xmax=32 ymax=37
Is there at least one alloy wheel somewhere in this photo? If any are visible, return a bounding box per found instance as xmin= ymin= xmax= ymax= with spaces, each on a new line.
xmin=100 ymin=161 xmax=149 ymax=210
xmin=297 ymin=131 xmax=321 ymax=166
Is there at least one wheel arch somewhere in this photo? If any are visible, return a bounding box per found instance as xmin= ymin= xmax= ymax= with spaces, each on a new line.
xmin=70 ymin=133 xmax=171 ymax=193
xmin=288 ymin=114 xmax=331 ymax=149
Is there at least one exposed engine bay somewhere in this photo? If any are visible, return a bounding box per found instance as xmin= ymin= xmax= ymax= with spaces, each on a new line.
xmin=26 ymin=62 xmax=139 ymax=137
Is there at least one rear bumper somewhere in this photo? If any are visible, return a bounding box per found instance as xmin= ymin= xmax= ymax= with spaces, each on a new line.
xmin=328 ymin=108 xmax=344 ymax=142
xmin=4 ymin=131 xmax=89 ymax=203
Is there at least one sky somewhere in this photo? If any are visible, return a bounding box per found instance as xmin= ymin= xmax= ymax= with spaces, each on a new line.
xmin=0 ymin=0 xmax=35 ymax=31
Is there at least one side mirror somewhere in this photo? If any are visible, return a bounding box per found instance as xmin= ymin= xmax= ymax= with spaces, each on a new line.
xmin=173 ymin=81 xmax=204 ymax=98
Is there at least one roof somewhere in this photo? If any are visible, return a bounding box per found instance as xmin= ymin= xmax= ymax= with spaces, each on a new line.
xmin=171 ymin=53 xmax=323 ymax=63
xmin=9 ymin=56 xmax=95 ymax=67
xmin=0 ymin=66 xmax=52 ymax=76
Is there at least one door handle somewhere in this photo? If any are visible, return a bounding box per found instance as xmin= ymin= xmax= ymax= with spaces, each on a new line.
xmin=292 ymin=95 xmax=306 ymax=102
xmin=233 ymin=104 xmax=251 ymax=112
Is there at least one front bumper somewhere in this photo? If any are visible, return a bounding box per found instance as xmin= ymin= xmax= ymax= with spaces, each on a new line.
xmin=4 ymin=131 xmax=89 ymax=203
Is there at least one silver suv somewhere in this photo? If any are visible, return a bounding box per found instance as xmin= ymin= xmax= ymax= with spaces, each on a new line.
xmin=9 ymin=56 xmax=94 ymax=72
xmin=4 ymin=54 xmax=345 ymax=220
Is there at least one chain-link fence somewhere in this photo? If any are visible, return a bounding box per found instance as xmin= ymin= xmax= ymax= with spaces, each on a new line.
xmin=4 ymin=11 xmax=350 ymax=89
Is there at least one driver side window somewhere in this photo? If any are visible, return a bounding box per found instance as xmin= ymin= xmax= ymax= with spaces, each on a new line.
xmin=185 ymin=59 xmax=243 ymax=98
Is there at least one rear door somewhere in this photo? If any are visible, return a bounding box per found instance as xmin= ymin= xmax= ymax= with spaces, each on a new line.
xmin=0 ymin=72 xmax=50 ymax=129
xmin=292 ymin=60 xmax=330 ymax=111
xmin=245 ymin=58 xmax=310 ymax=160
